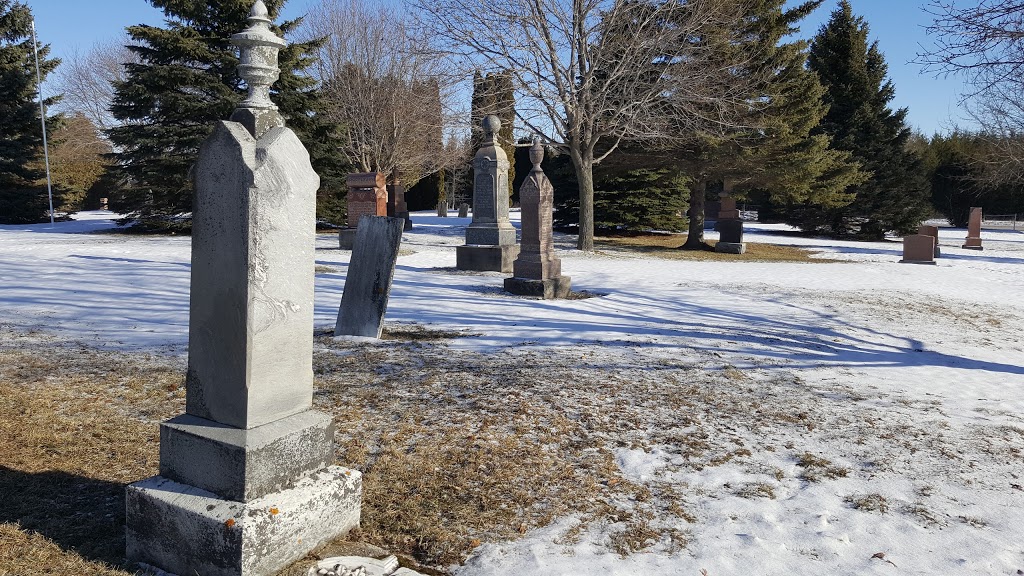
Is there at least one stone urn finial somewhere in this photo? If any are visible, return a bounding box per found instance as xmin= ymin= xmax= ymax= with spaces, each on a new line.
xmin=482 ymin=115 xmax=501 ymax=145
xmin=231 ymin=0 xmax=286 ymax=113
xmin=529 ymin=137 xmax=544 ymax=170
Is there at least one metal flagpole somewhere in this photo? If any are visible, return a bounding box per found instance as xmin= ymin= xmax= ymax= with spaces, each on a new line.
xmin=31 ymin=19 xmax=55 ymax=226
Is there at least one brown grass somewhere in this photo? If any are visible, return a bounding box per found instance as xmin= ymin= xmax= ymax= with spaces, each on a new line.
xmin=0 ymin=346 xmax=184 ymax=575
xmin=595 ymin=234 xmax=834 ymax=262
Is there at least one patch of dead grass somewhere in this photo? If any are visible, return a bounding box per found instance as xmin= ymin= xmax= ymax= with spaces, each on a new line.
xmin=595 ymin=234 xmax=834 ymax=262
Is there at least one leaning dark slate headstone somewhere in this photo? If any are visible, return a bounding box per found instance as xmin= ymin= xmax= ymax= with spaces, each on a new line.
xmin=335 ymin=215 xmax=405 ymax=338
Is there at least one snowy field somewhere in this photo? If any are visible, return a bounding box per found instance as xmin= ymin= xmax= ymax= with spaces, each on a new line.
xmin=1 ymin=211 xmax=1023 ymax=575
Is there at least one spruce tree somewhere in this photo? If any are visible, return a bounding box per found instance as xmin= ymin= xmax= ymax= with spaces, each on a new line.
xmin=804 ymin=0 xmax=929 ymax=238
xmin=676 ymin=0 xmax=864 ymax=248
xmin=108 ymin=0 xmax=344 ymax=229
xmin=0 ymin=0 xmax=60 ymax=224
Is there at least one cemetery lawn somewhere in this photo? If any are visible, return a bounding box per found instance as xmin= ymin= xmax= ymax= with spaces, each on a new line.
xmin=1 ymin=211 xmax=1024 ymax=575
xmin=595 ymin=233 xmax=835 ymax=262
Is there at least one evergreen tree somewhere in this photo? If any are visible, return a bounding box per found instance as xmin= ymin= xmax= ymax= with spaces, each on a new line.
xmin=108 ymin=0 xmax=344 ymax=230
xmin=675 ymin=0 xmax=864 ymax=248
xmin=0 ymin=0 xmax=60 ymax=224
xmin=804 ymin=0 xmax=929 ymax=238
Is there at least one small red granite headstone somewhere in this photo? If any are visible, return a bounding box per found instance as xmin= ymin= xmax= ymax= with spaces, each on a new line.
xmin=900 ymin=234 xmax=936 ymax=264
xmin=962 ymin=207 xmax=983 ymax=250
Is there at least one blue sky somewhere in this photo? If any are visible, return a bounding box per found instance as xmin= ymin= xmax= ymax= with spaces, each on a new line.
xmin=27 ymin=0 xmax=971 ymax=135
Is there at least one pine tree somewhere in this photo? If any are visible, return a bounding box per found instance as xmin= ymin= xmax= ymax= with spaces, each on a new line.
xmin=804 ymin=0 xmax=929 ymax=238
xmin=675 ymin=0 xmax=865 ymax=248
xmin=0 ymin=0 xmax=60 ymax=224
xmin=108 ymin=0 xmax=344 ymax=230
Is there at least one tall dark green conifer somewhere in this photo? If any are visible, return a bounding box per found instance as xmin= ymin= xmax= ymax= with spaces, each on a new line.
xmin=108 ymin=0 xmax=343 ymax=228
xmin=676 ymin=0 xmax=865 ymax=248
xmin=804 ymin=0 xmax=929 ymax=238
xmin=0 ymin=0 xmax=60 ymax=224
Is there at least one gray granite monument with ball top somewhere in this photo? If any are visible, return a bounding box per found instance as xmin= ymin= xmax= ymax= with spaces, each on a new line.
xmin=124 ymin=4 xmax=361 ymax=575
xmin=456 ymin=115 xmax=519 ymax=272
xmin=505 ymin=138 xmax=571 ymax=298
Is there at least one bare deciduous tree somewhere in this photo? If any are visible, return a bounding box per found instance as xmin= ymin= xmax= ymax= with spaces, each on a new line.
xmin=413 ymin=0 xmax=759 ymax=250
xmin=302 ymin=0 xmax=457 ymax=186
xmin=919 ymin=1 xmax=1024 ymax=184
xmin=54 ymin=37 xmax=138 ymax=131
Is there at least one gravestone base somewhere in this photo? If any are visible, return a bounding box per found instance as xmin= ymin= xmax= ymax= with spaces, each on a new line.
xmin=159 ymin=411 xmax=334 ymax=502
xmin=715 ymin=242 xmax=747 ymax=254
xmin=899 ymin=258 xmax=938 ymax=265
xmin=962 ymin=238 xmax=983 ymax=250
xmin=338 ymin=228 xmax=357 ymax=250
xmin=126 ymin=467 xmax=361 ymax=576
xmin=504 ymin=276 xmax=572 ymax=299
xmin=456 ymin=244 xmax=520 ymax=273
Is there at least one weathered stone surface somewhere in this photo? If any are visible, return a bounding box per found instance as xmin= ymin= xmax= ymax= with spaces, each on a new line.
xmin=335 ymin=216 xmax=405 ymax=338
xmin=718 ymin=193 xmax=740 ymax=220
xmin=338 ymin=228 xmax=357 ymax=250
xmin=918 ymin=224 xmax=941 ymax=257
xmin=159 ymin=411 xmax=334 ymax=502
xmin=346 ymin=173 xmax=387 ymax=229
xmin=718 ymin=219 xmax=744 ymax=244
xmin=459 ymin=115 xmax=517 ymax=271
xmin=126 ymin=467 xmax=361 ymax=576
xmin=901 ymin=234 xmax=937 ymax=264
xmin=386 ymin=182 xmax=412 ymax=230
xmin=715 ymin=242 xmax=746 ymax=254
xmin=188 ymin=121 xmax=318 ymax=430
xmin=456 ymin=244 xmax=519 ymax=273
xmin=504 ymin=276 xmax=572 ymax=299
xmin=506 ymin=139 xmax=571 ymax=298
xmin=963 ymin=206 xmax=983 ymax=250
xmin=458 ymin=203 xmax=469 ymax=218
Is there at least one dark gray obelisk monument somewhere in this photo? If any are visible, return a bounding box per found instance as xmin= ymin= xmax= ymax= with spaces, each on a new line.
xmin=456 ymin=115 xmax=519 ymax=272
xmin=124 ymin=3 xmax=361 ymax=575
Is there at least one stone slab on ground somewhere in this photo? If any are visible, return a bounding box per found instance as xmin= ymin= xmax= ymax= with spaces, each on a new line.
xmin=715 ymin=242 xmax=747 ymax=254
xmin=335 ymin=216 xmax=405 ymax=338
xmin=159 ymin=411 xmax=334 ymax=502
xmin=126 ymin=467 xmax=361 ymax=576
xmin=456 ymin=244 xmax=520 ymax=273
xmin=504 ymin=276 xmax=572 ymax=299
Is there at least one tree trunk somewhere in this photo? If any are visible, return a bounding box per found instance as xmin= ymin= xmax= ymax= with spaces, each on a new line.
xmin=681 ymin=180 xmax=713 ymax=250
xmin=571 ymin=147 xmax=595 ymax=251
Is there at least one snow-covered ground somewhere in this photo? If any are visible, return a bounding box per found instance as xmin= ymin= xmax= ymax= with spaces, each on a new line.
xmin=2 ymin=210 xmax=1023 ymax=575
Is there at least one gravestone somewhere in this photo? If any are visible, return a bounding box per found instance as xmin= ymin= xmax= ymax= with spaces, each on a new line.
xmin=386 ymin=174 xmax=412 ymax=230
xmin=456 ymin=116 xmax=519 ymax=272
xmin=918 ymin=224 xmax=941 ymax=257
xmin=715 ymin=184 xmax=746 ymax=254
xmin=124 ymin=5 xmax=361 ymax=575
xmin=436 ymin=202 xmax=448 ymax=217
xmin=962 ymin=207 xmax=983 ymax=250
xmin=505 ymin=139 xmax=571 ymax=299
xmin=335 ymin=216 xmax=405 ymax=338
xmin=339 ymin=172 xmax=387 ymax=249
xmin=900 ymin=234 xmax=937 ymax=264
xmin=458 ymin=203 xmax=469 ymax=218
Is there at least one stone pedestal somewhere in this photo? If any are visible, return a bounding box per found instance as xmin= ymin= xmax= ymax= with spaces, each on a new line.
xmin=718 ymin=193 xmax=740 ymax=220
xmin=963 ymin=206 xmax=983 ymax=250
xmin=715 ymin=219 xmax=746 ymax=254
xmin=341 ymin=172 xmax=387 ymax=249
xmin=387 ymin=181 xmax=412 ymax=231
xmin=126 ymin=6 xmax=361 ymax=575
xmin=457 ymin=116 xmax=519 ymax=273
xmin=505 ymin=139 xmax=571 ymax=298
xmin=918 ymin=224 xmax=941 ymax=257
xmin=900 ymin=234 xmax=937 ymax=264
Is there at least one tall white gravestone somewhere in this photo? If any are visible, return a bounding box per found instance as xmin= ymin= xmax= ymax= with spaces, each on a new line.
xmin=124 ymin=3 xmax=361 ymax=575
xmin=456 ymin=115 xmax=520 ymax=272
